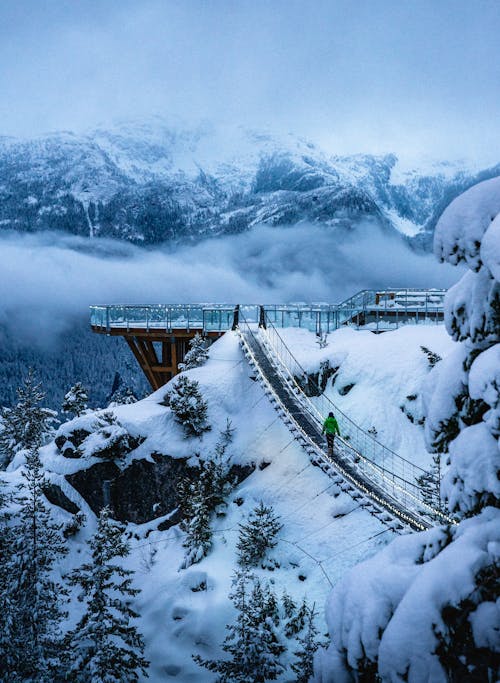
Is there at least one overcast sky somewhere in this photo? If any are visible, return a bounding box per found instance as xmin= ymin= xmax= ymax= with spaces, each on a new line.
xmin=0 ymin=0 xmax=499 ymax=160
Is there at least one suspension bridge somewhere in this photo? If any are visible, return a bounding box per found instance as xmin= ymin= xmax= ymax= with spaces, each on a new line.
xmin=90 ymin=289 xmax=451 ymax=532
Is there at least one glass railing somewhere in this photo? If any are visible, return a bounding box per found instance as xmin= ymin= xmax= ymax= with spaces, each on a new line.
xmin=90 ymin=289 xmax=446 ymax=333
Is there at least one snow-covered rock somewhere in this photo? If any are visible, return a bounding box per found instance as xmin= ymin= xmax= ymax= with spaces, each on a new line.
xmin=1 ymin=118 xmax=498 ymax=247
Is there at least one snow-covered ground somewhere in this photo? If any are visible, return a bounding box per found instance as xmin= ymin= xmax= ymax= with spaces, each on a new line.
xmin=3 ymin=321 xmax=457 ymax=680
xmin=277 ymin=324 xmax=456 ymax=468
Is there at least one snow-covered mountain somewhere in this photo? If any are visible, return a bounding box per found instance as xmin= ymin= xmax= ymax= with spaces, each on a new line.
xmin=1 ymin=118 xmax=498 ymax=249
xmin=2 ymin=322 xmax=455 ymax=680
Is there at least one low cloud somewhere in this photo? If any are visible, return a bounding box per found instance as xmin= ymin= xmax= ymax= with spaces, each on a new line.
xmin=0 ymin=223 xmax=460 ymax=348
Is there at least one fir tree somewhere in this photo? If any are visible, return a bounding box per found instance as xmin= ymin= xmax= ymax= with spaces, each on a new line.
xmin=65 ymin=507 xmax=149 ymax=682
xmin=420 ymin=345 xmax=442 ymax=369
xmin=236 ymin=501 xmax=282 ymax=568
xmin=168 ymin=375 xmax=211 ymax=437
xmin=62 ymin=382 xmax=89 ymax=417
xmin=416 ymin=453 xmax=445 ymax=517
xmin=194 ymin=569 xmax=285 ymax=682
xmin=108 ymin=386 xmax=138 ymax=406
xmin=284 ymin=597 xmax=308 ymax=638
xmin=179 ymin=423 xmax=235 ymax=567
xmin=0 ymin=368 xmax=57 ymax=468
xmin=282 ymin=590 xmax=297 ymax=620
xmin=291 ymin=603 xmax=321 ymax=683
xmin=178 ymin=333 xmax=209 ymax=371
xmin=179 ymin=476 xmax=213 ymax=568
xmin=1 ymin=448 xmax=68 ymax=680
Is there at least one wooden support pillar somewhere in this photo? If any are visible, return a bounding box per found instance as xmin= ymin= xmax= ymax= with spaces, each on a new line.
xmin=120 ymin=329 xmax=219 ymax=391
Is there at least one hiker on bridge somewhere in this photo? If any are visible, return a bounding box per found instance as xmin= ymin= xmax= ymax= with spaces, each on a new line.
xmin=322 ymin=411 xmax=340 ymax=456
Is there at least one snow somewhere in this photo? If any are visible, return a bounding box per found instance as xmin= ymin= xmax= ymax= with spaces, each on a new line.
xmin=434 ymin=176 xmax=500 ymax=270
xmin=2 ymin=329 xmax=409 ymax=681
xmin=318 ymin=508 xmax=500 ymax=683
xmin=2 ymin=312 xmax=492 ymax=681
xmin=445 ymin=423 xmax=500 ymax=515
xmin=444 ymin=267 xmax=498 ymax=343
xmin=481 ymin=211 xmax=500 ymax=281
xmin=276 ymin=324 xmax=455 ymax=469
xmin=384 ymin=207 xmax=422 ymax=237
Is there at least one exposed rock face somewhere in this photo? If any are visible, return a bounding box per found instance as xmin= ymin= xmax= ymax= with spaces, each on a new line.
xmin=43 ymin=482 xmax=80 ymax=514
xmin=65 ymin=453 xmax=255 ymax=524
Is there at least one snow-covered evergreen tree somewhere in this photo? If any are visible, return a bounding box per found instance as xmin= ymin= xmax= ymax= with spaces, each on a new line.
xmin=1 ymin=448 xmax=68 ymax=680
xmin=108 ymin=386 xmax=138 ymax=406
xmin=64 ymin=507 xmax=149 ymax=682
xmin=236 ymin=501 xmax=282 ymax=568
xmin=179 ymin=423 xmax=235 ymax=567
xmin=179 ymin=476 xmax=213 ymax=568
xmin=194 ymin=569 xmax=285 ymax=681
xmin=284 ymin=596 xmax=308 ymax=638
xmin=291 ymin=603 xmax=321 ymax=683
xmin=62 ymin=382 xmax=89 ymax=417
xmin=416 ymin=453 xmax=445 ymax=517
xmin=316 ymin=177 xmax=500 ymax=682
xmin=0 ymin=368 xmax=57 ymax=468
xmin=168 ymin=375 xmax=211 ymax=437
xmin=178 ymin=333 xmax=209 ymax=371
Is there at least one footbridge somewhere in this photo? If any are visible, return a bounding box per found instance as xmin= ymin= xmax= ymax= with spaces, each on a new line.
xmin=90 ymin=288 xmax=450 ymax=532
xmin=237 ymin=311 xmax=454 ymax=532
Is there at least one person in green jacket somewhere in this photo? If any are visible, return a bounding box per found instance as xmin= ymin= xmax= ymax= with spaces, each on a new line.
xmin=322 ymin=411 xmax=340 ymax=456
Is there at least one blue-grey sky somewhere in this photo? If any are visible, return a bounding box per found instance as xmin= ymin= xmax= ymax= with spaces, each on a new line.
xmin=0 ymin=0 xmax=499 ymax=159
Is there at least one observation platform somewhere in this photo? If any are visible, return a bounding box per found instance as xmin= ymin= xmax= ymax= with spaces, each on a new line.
xmin=90 ymin=289 xmax=445 ymax=390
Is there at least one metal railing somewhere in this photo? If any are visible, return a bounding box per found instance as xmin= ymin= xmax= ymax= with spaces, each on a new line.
xmin=90 ymin=304 xmax=236 ymax=333
xmin=90 ymin=289 xmax=446 ymax=334
xmin=255 ymin=311 xmax=454 ymax=526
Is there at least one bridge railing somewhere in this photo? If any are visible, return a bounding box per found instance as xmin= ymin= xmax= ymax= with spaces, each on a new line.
xmin=90 ymin=304 xmax=236 ymax=332
xmin=257 ymin=311 xmax=453 ymax=524
xmin=90 ymin=289 xmax=446 ymax=334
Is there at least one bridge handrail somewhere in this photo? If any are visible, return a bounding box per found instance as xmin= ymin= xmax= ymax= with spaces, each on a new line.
xmin=260 ymin=310 xmax=426 ymax=474
xmin=258 ymin=311 xmax=454 ymax=525
xmin=237 ymin=313 xmax=453 ymax=529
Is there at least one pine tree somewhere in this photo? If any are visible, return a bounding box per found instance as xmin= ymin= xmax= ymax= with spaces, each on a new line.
xmin=65 ymin=507 xmax=149 ymax=682
xmin=236 ymin=501 xmax=282 ymax=568
xmin=179 ymin=476 xmax=213 ymax=568
xmin=179 ymin=423 xmax=236 ymax=567
xmin=416 ymin=453 xmax=445 ymax=517
xmin=168 ymin=375 xmax=211 ymax=437
xmin=1 ymin=448 xmax=68 ymax=681
xmin=420 ymin=345 xmax=442 ymax=369
xmin=291 ymin=603 xmax=321 ymax=683
xmin=284 ymin=597 xmax=309 ymax=638
xmin=0 ymin=475 xmax=15 ymax=674
xmin=0 ymin=368 xmax=57 ymax=469
xmin=194 ymin=569 xmax=285 ymax=681
xmin=108 ymin=386 xmax=138 ymax=406
xmin=282 ymin=590 xmax=297 ymax=620
xmin=178 ymin=333 xmax=209 ymax=371
xmin=62 ymin=382 xmax=89 ymax=417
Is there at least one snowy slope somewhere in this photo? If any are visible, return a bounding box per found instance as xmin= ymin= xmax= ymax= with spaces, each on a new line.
xmin=1 ymin=322 xmax=459 ymax=680
xmin=277 ymin=324 xmax=456 ymax=469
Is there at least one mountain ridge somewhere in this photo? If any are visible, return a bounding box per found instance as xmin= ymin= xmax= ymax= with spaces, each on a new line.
xmin=1 ymin=119 xmax=498 ymax=248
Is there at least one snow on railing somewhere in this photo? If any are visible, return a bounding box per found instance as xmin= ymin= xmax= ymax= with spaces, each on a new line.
xmin=250 ymin=311 xmax=454 ymax=527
